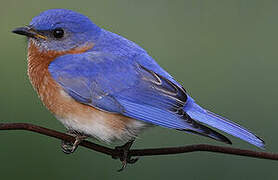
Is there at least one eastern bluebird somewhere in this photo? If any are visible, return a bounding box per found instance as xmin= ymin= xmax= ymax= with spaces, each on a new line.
xmin=12 ymin=9 xmax=264 ymax=156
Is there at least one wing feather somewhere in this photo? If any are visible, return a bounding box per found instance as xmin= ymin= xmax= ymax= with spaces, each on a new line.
xmin=49 ymin=52 xmax=231 ymax=144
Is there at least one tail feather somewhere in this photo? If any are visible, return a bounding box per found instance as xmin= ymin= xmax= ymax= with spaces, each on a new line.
xmin=179 ymin=116 xmax=232 ymax=145
xmin=184 ymin=96 xmax=265 ymax=149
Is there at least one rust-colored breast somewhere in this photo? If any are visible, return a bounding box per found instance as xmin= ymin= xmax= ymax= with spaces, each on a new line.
xmin=27 ymin=40 xmax=94 ymax=117
xmin=26 ymin=41 xmax=135 ymax=139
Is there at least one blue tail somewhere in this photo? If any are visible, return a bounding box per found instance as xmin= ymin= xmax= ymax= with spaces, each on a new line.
xmin=184 ymin=96 xmax=265 ymax=148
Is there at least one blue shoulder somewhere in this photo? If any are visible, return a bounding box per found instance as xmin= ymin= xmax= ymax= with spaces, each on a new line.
xmin=48 ymin=51 xmax=139 ymax=113
xmin=92 ymin=29 xmax=184 ymax=88
xmin=48 ymin=50 xmax=190 ymax=129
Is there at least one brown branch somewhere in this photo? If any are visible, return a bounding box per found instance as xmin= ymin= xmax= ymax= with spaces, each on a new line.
xmin=0 ymin=123 xmax=277 ymax=165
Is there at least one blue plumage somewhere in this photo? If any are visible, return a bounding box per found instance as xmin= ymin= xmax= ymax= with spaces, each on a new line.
xmin=41 ymin=9 xmax=264 ymax=148
xmin=49 ymin=50 xmax=231 ymax=144
xmin=184 ymin=97 xmax=265 ymax=148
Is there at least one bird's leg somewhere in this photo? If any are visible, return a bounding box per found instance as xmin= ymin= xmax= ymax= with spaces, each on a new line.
xmin=61 ymin=130 xmax=87 ymax=154
xmin=114 ymin=139 xmax=139 ymax=172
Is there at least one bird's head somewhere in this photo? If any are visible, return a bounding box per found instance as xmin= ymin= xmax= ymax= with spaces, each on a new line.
xmin=12 ymin=9 xmax=100 ymax=52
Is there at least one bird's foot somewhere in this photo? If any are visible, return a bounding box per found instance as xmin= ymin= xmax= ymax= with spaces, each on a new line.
xmin=61 ymin=130 xmax=87 ymax=154
xmin=113 ymin=140 xmax=139 ymax=172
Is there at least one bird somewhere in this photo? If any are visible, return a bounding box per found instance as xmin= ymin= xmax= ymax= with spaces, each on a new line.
xmin=12 ymin=9 xmax=264 ymax=167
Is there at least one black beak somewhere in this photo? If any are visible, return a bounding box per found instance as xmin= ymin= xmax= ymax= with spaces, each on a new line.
xmin=12 ymin=26 xmax=47 ymax=40
xmin=12 ymin=26 xmax=37 ymax=38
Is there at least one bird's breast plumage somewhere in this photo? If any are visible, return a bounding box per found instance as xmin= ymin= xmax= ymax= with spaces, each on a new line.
xmin=26 ymin=40 xmax=147 ymax=142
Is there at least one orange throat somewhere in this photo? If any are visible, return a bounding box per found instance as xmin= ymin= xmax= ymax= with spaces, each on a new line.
xmin=27 ymin=40 xmax=93 ymax=113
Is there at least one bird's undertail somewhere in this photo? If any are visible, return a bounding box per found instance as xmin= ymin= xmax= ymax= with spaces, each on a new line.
xmin=184 ymin=96 xmax=265 ymax=149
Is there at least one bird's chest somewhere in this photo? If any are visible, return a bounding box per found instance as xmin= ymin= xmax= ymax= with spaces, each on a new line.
xmin=26 ymin=40 xmax=98 ymax=117
xmin=26 ymin=41 xmax=147 ymax=142
xmin=27 ymin=41 xmax=77 ymax=117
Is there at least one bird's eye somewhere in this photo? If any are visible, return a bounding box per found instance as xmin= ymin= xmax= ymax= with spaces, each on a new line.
xmin=53 ymin=28 xmax=64 ymax=38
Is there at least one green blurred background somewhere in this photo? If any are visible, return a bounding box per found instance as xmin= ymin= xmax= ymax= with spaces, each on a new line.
xmin=1 ymin=0 xmax=278 ymax=179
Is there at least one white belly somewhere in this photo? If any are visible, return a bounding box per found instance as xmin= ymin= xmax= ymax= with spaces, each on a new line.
xmin=55 ymin=103 xmax=149 ymax=143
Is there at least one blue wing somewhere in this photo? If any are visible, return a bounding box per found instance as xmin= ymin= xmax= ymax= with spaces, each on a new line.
xmin=49 ymin=51 xmax=264 ymax=148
